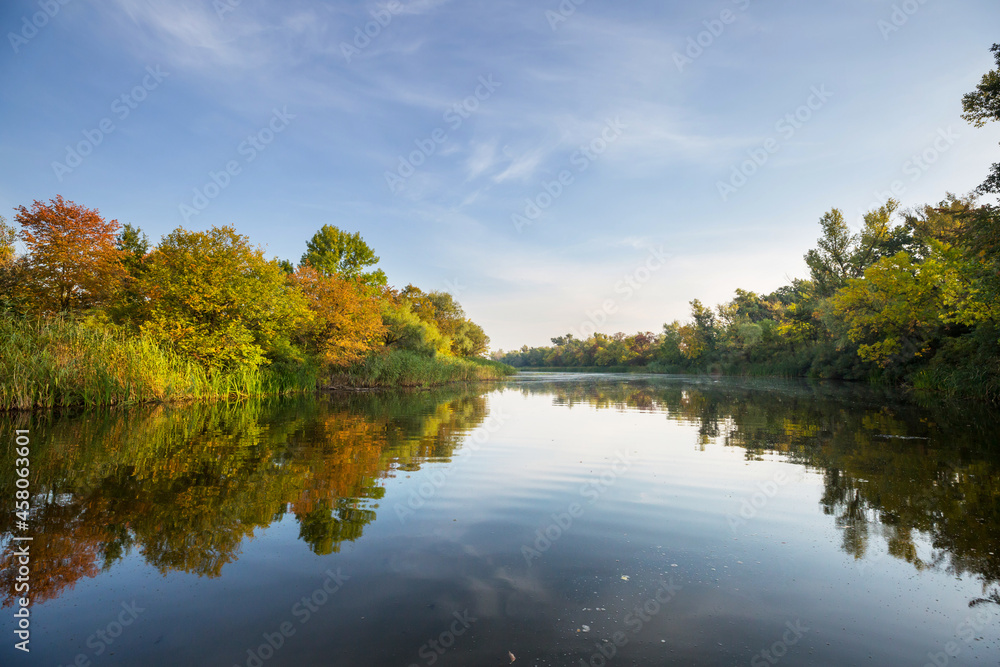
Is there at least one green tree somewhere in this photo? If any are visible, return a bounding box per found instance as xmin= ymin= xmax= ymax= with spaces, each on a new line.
xmin=399 ymin=285 xmax=464 ymax=336
xmin=381 ymin=300 xmax=449 ymax=356
xmin=451 ymin=320 xmax=490 ymax=357
xmin=300 ymin=225 xmax=387 ymax=288
xmin=805 ymin=208 xmax=855 ymax=297
xmin=805 ymin=202 xmax=907 ymax=298
xmin=108 ymin=223 xmax=150 ymax=325
xmin=141 ymin=226 xmax=309 ymax=370
xmin=962 ymin=43 xmax=1000 ymax=194
xmin=677 ymin=299 xmax=716 ymax=360
xmin=853 ymin=199 xmax=910 ymax=269
xmin=398 ymin=285 xmax=488 ymax=356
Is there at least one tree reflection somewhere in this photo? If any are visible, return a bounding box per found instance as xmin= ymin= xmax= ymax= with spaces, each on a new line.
xmin=0 ymin=389 xmax=489 ymax=604
xmin=513 ymin=376 xmax=1000 ymax=600
xmin=3 ymin=377 xmax=998 ymax=608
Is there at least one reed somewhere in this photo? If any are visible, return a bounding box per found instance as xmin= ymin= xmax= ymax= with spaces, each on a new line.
xmin=335 ymin=349 xmax=515 ymax=388
xmin=0 ymin=316 xmax=317 ymax=410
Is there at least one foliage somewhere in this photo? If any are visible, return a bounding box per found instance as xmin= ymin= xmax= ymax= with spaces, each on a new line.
xmin=804 ymin=201 xmax=909 ymax=298
xmin=2 ymin=202 xmax=501 ymax=406
xmin=804 ymin=208 xmax=855 ymax=297
xmin=831 ymin=250 xmax=950 ymax=367
xmin=501 ymin=331 xmax=662 ymax=369
xmin=945 ymin=205 xmax=1000 ymax=330
xmin=107 ymin=223 xmax=150 ymax=324
xmin=291 ymin=266 xmax=386 ymax=369
xmin=397 ymin=284 xmax=490 ymax=356
xmin=962 ymin=43 xmax=1000 ymax=193
xmin=0 ymin=215 xmax=15 ymax=264
xmin=300 ymin=224 xmax=387 ymax=288
xmin=451 ymin=319 xmax=490 ymax=357
xmin=0 ymin=215 xmax=29 ymax=315
xmin=381 ymin=299 xmax=451 ymax=356
xmin=139 ymin=226 xmax=310 ymax=371
xmin=503 ymin=187 xmax=1000 ymax=399
xmin=15 ymin=195 xmax=125 ymax=313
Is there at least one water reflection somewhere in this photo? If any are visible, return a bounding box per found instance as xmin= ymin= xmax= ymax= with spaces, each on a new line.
xmin=511 ymin=373 xmax=1000 ymax=604
xmin=0 ymin=390 xmax=489 ymax=606
xmin=2 ymin=374 xmax=999 ymax=616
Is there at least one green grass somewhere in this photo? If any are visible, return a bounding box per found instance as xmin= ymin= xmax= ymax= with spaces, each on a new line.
xmin=0 ymin=316 xmax=317 ymax=410
xmin=335 ymin=349 xmax=516 ymax=388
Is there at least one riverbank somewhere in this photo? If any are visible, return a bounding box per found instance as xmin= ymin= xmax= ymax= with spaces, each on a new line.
xmin=334 ymin=349 xmax=514 ymax=388
xmin=0 ymin=316 xmax=515 ymax=410
xmin=512 ymin=359 xmax=1000 ymax=403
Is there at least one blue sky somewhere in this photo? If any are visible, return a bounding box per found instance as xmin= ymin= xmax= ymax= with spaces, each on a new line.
xmin=1 ymin=0 xmax=998 ymax=351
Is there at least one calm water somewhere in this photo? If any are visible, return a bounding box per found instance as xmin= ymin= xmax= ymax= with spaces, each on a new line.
xmin=3 ymin=373 xmax=1000 ymax=666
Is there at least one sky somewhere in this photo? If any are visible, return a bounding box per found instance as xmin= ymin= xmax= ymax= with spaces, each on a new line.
xmin=1 ymin=0 xmax=998 ymax=351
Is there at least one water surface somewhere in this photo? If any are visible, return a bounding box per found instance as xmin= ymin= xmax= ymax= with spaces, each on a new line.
xmin=3 ymin=373 xmax=1000 ymax=665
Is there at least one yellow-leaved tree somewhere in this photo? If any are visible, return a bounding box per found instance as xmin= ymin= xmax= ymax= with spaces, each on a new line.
xmin=140 ymin=226 xmax=309 ymax=370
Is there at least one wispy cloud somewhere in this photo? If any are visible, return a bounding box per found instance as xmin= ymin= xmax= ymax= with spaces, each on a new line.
xmin=465 ymin=139 xmax=498 ymax=181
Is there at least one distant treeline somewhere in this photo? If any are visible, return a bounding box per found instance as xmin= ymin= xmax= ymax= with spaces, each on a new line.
xmin=497 ymin=193 xmax=1000 ymax=399
xmin=0 ymin=203 xmax=511 ymax=409
xmin=496 ymin=45 xmax=1000 ymax=401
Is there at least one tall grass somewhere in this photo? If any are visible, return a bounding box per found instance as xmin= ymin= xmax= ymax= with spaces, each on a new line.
xmin=0 ymin=316 xmax=317 ymax=410
xmin=336 ymin=349 xmax=515 ymax=388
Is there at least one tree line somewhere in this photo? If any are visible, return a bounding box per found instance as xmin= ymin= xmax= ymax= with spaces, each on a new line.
xmin=0 ymin=202 xmax=493 ymax=382
xmin=497 ymin=44 xmax=1000 ymax=401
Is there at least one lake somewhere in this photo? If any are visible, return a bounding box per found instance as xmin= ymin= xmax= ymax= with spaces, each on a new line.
xmin=3 ymin=373 xmax=1000 ymax=666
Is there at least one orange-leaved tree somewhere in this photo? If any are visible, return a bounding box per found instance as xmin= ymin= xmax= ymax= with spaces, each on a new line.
xmin=14 ymin=195 xmax=125 ymax=313
xmin=291 ymin=266 xmax=386 ymax=368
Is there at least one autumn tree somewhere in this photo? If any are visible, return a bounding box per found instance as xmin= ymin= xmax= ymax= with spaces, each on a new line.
xmin=946 ymin=206 xmax=1000 ymax=330
xmin=399 ymin=285 xmax=439 ymax=324
xmin=0 ymin=215 xmax=15 ymax=264
xmin=831 ymin=250 xmax=952 ymax=368
xmin=903 ymin=194 xmax=975 ymax=254
xmin=291 ymin=266 xmax=386 ymax=368
xmin=300 ymin=225 xmax=387 ymax=288
xmin=140 ymin=226 xmax=309 ymax=370
xmin=14 ymin=195 xmax=125 ymax=312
